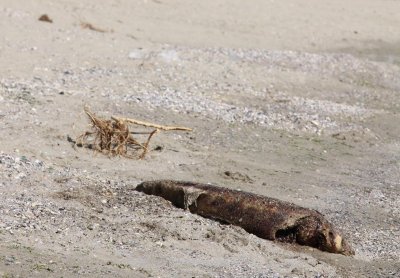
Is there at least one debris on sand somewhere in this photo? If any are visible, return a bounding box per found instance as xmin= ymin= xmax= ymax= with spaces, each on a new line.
xmin=222 ymin=170 xmax=253 ymax=183
xmin=80 ymin=22 xmax=108 ymax=33
xmin=38 ymin=14 xmax=53 ymax=23
xmin=76 ymin=106 xmax=192 ymax=159
xmin=136 ymin=180 xmax=355 ymax=255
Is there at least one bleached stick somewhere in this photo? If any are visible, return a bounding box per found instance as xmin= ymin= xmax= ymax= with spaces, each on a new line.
xmin=111 ymin=116 xmax=192 ymax=131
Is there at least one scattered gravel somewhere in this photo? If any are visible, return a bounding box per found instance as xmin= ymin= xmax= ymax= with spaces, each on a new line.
xmin=2 ymin=47 xmax=395 ymax=136
xmin=0 ymin=153 xmax=340 ymax=277
xmin=0 ymin=35 xmax=399 ymax=278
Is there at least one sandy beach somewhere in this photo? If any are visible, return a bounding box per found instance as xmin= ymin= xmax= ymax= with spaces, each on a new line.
xmin=1 ymin=0 xmax=399 ymax=277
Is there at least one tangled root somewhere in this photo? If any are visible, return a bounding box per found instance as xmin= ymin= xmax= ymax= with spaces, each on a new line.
xmin=76 ymin=106 xmax=189 ymax=159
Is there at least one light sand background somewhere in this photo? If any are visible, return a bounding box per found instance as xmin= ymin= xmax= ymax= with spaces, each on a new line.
xmin=0 ymin=0 xmax=399 ymax=277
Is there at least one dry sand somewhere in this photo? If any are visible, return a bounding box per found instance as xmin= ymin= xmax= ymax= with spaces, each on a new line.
xmin=0 ymin=0 xmax=399 ymax=277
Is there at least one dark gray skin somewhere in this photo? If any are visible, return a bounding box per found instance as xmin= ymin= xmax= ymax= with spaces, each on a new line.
xmin=136 ymin=180 xmax=354 ymax=255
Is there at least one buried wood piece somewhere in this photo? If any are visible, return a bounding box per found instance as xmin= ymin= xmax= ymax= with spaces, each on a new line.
xmin=135 ymin=180 xmax=354 ymax=255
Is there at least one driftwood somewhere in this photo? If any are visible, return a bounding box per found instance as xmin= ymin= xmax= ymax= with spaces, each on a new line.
xmin=136 ymin=180 xmax=354 ymax=255
xmin=76 ymin=107 xmax=191 ymax=159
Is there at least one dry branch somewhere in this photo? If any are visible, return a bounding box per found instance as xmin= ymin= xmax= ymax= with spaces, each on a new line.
xmin=111 ymin=116 xmax=192 ymax=131
xmin=76 ymin=107 xmax=191 ymax=159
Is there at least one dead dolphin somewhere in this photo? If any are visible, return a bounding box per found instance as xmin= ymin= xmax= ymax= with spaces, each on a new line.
xmin=135 ymin=180 xmax=354 ymax=255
